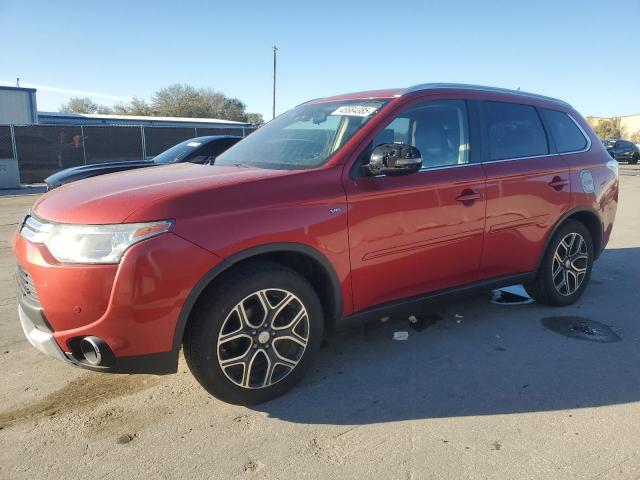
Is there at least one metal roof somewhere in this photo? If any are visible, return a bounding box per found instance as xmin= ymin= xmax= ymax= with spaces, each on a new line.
xmin=37 ymin=111 xmax=252 ymax=128
xmin=0 ymin=85 xmax=37 ymax=93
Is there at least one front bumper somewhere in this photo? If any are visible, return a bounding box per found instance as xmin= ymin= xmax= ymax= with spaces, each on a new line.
xmin=14 ymin=228 xmax=222 ymax=374
xmin=19 ymin=304 xmax=67 ymax=361
xmin=19 ymin=301 xmax=179 ymax=374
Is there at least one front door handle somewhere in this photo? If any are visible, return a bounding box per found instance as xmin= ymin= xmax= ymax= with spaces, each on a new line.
xmin=548 ymin=176 xmax=569 ymax=191
xmin=456 ymin=189 xmax=482 ymax=206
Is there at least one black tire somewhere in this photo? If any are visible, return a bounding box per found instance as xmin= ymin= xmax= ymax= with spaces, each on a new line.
xmin=183 ymin=262 xmax=324 ymax=405
xmin=525 ymin=220 xmax=594 ymax=306
xmin=630 ymin=153 xmax=639 ymax=165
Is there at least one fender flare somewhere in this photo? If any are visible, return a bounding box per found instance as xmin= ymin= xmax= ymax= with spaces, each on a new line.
xmin=536 ymin=206 xmax=604 ymax=271
xmin=171 ymin=242 xmax=343 ymax=352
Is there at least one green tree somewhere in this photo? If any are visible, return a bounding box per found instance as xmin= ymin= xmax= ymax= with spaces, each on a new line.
xmin=112 ymin=97 xmax=154 ymax=116
xmin=60 ymin=84 xmax=257 ymax=122
xmin=218 ymin=98 xmax=248 ymax=122
xmin=199 ymin=87 xmax=232 ymax=118
xmin=594 ymin=117 xmax=625 ymax=140
xmin=152 ymin=84 xmax=249 ymax=121
xmin=95 ymin=105 xmax=114 ymax=114
xmin=152 ymin=84 xmax=208 ymax=118
xmin=246 ymin=113 xmax=265 ymax=127
xmin=59 ymin=97 xmax=111 ymax=114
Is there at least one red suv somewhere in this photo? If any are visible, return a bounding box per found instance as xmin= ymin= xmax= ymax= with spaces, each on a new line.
xmin=14 ymin=84 xmax=619 ymax=405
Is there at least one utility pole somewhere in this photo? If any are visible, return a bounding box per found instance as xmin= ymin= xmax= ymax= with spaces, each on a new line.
xmin=272 ymin=45 xmax=278 ymax=119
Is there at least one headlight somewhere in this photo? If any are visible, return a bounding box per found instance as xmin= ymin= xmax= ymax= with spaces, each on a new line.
xmin=21 ymin=216 xmax=173 ymax=264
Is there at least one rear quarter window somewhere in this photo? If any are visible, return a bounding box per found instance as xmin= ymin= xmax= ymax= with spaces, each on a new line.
xmin=481 ymin=101 xmax=548 ymax=161
xmin=540 ymin=108 xmax=588 ymax=153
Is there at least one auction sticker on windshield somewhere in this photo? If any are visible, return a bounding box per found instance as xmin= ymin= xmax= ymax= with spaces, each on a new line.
xmin=331 ymin=105 xmax=379 ymax=117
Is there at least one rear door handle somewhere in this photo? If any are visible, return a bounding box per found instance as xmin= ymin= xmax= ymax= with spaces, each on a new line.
xmin=548 ymin=177 xmax=569 ymax=191
xmin=456 ymin=190 xmax=482 ymax=205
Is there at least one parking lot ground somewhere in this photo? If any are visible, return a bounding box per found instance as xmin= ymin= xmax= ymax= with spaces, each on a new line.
xmin=1 ymin=167 xmax=640 ymax=479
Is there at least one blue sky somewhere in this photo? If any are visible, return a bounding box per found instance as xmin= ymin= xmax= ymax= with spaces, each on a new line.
xmin=1 ymin=0 xmax=638 ymax=119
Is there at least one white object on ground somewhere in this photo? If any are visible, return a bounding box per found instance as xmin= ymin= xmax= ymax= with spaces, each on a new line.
xmin=393 ymin=331 xmax=409 ymax=341
xmin=490 ymin=284 xmax=534 ymax=305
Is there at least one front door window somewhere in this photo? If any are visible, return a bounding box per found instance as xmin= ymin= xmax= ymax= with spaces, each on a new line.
xmin=368 ymin=100 xmax=470 ymax=170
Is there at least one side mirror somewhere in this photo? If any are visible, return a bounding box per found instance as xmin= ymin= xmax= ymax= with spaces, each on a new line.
xmin=363 ymin=143 xmax=422 ymax=176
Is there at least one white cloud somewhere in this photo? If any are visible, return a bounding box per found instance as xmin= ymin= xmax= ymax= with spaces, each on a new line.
xmin=0 ymin=80 xmax=131 ymax=102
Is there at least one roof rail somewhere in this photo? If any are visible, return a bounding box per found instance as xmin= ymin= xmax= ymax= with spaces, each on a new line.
xmin=402 ymin=83 xmax=571 ymax=108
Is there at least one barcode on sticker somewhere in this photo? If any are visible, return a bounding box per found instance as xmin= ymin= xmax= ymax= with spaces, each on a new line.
xmin=331 ymin=105 xmax=378 ymax=117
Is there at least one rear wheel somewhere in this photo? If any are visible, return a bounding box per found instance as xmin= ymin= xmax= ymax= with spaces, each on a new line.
xmin=183 ymin=263 xmax=324 ymax=405
xmin=525 ymin=220 xmax=594 ymax=306
xmin=630 ymin=152 xmax=639 ymax=165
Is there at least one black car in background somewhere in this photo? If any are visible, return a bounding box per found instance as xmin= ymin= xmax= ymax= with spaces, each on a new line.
xmin=603 ymin=139 xmax=640 ymax=164
xmin=44 ymin=135 xmax=241 ymax=189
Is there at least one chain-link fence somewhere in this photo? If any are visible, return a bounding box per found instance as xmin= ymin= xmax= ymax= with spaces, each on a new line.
xmin=1 ymin=124 xmax=249 ymax=184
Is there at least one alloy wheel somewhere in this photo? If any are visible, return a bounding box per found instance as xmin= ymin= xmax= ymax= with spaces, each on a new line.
xmin=552 ymin=232 xmax=589 ymax=296
xmin=216 ymin=289 xmax=309 ymax=389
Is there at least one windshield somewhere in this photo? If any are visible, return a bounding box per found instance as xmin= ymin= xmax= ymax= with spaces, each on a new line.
xmin=602 ymin=139 xmax=616 ymax=148
xmin=152 ymin=138 xmax=205 ymax=164
xmin=215 ymin=100 xmax=388 ymax=170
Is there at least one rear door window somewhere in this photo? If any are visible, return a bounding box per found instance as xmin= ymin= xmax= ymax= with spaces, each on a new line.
xmin=481 ymin=101 xmax=548 ymax=161
xmin=540 ymin=108 xmax=588 ymax=153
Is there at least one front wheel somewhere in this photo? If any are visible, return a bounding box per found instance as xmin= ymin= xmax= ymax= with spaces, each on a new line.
xmin=184 ymin=263 xmax=324 ymax=405
xmin=525 ymin=220 xmax=594 ymax=306
xmin=630 ymin=153 xmax=639 ymax=165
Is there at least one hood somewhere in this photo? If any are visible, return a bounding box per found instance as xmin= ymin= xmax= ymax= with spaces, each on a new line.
xmin=33 ymin=163 xmax=289 ymax=224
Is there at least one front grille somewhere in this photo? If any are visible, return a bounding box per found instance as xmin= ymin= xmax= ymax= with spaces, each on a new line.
xmin=16 ymin=265 xmax=40 ymax=304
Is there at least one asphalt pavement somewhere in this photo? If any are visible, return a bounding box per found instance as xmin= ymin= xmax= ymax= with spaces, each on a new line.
xmin=1 ymin=169 xmax=639 ymax=479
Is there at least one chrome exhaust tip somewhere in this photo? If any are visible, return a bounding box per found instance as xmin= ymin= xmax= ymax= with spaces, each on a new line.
xmin=79 ymin=336 xmax=105 ymax=366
